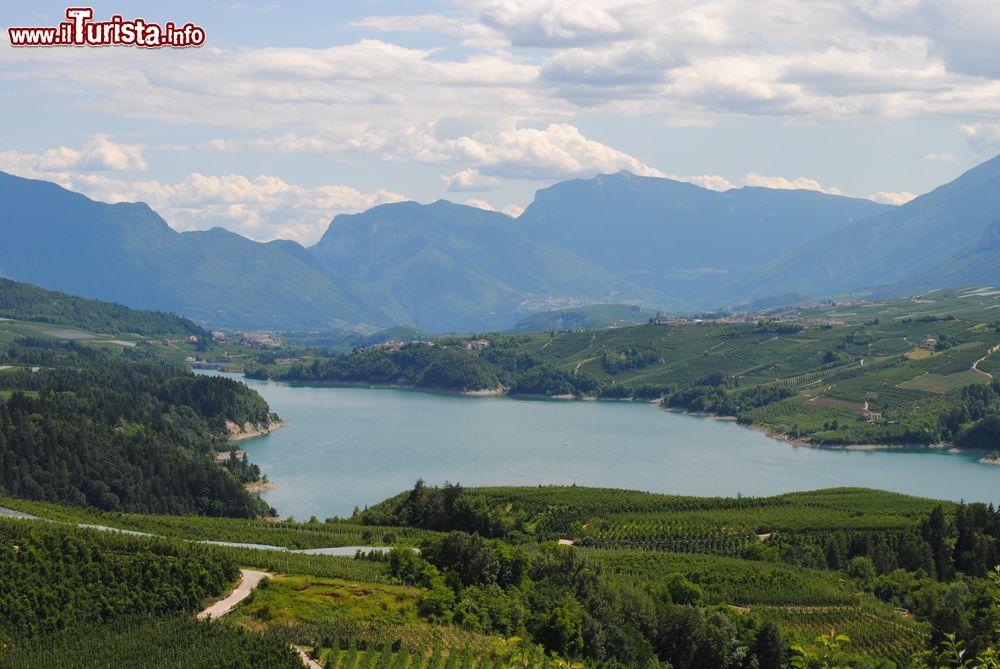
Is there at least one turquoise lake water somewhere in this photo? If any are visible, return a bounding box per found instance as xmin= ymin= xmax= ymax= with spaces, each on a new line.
xmin=216 ymin=374 xmax=1000 ymax=519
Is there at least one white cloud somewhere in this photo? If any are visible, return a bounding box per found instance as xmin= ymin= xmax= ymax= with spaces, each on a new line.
xmin=351 ymin=14 xmax=506 ymax=47
xmin=0 ymin=135 xmax=146 ymax=173
xmin=666 ymin=173 xmax=737 ymax=192
xmin=384 ymin=122 xmax=664 ymax=181
xmin=445 ymin=168 xmax=504 ymax=192
xmin=743 ymin=172 xmax=843 ymax=195
xmin=961 ymin=123 xmax=1000 ymax=158
xmin=6 ymin=4 xmax=1000 ymax=175
xmin=869 ymin=190 xmax=917 ymax=205
xmin=477 ymin=0 xmax=627 ymax=47
xmin=0 ymin=156 xmax=406 ymax=244
xmin=197 ymin=138 xmax=239 ymax=152
xmin=461 ymin=199 xmax=522 ymax=217
xmin=464 ymin=198 xmax=497 ymax=211
xmin=923 ymin=152 xmax=958 ymax=162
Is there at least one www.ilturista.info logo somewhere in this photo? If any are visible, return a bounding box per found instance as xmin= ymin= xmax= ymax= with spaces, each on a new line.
xmin=7 ymin=8 xmax=205 ymax=48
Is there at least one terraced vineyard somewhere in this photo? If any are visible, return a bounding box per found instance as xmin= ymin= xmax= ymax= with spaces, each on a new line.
xmin=321 ymin=647 xmax=495 ymax=669
xmin=6 ymin=483 xmax=997 ymax=668
xmin=758 ymin=604 xmax=930 ymax=667
xmin=0 ymin=497 xmax=433 ymax=549
xmin=589 ymin=550 xmax=860 ymax=606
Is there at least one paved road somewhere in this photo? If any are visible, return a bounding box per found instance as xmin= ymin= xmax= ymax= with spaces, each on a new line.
xmin=197 ymin=569 xmax=271 ymax=620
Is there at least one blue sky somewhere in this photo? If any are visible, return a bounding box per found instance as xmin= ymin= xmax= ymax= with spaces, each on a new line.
xmin=2 ymin=1 xmax=999 ymax=244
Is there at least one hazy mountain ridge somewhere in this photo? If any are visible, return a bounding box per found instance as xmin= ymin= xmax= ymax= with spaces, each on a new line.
xmin=733 ymin=154 xmax=1000 ymax=302
xmin=3 ymin=155 xmax=1000 ymax=331
xmin=0 ymin=172 xmax=402 ymax=329
xmin=516 ymin=171 xmax=892 ymax=301
xmin=312 ymin=199 xmax=639 ymax=331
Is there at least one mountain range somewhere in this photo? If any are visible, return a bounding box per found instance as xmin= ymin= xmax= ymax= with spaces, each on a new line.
xmin=1 ymin=153 xmax=999 ymax=332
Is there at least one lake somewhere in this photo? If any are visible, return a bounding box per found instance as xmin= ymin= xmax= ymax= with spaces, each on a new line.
xmin=213 ymin=374 xmax=1000 ymax=519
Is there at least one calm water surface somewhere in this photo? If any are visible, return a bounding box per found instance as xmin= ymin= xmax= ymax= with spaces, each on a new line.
xmin=212 ymin=374 xmax=1000 ymax=519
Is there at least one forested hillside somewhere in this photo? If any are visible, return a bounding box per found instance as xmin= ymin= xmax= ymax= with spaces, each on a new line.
xmin=0 ymin=277 xmax=206 ymax=336
xmin=0 ymin=340 xmax=274 ymax=516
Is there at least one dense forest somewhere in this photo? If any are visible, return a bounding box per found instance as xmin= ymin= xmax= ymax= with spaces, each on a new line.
xmin=263 ymin=338 xmax=651 ymax=398
xmin=0 ymin=277 xmax=206 ymax=336
xmin=0 ymin=341 xmax=273 ymax=516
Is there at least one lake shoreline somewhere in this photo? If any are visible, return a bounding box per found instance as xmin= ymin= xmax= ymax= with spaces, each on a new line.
xmin=235 ymin=374 xmax=992 ymax=462
xmin=226 ymin=419 xmax=288 ymax=442
xmin=200 ymin=371 xmax=1000 ymax=517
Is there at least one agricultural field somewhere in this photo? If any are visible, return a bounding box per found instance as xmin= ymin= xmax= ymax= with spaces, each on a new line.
xmin=0 ymin=497 xmax=431 ymax=549
xmin=230 ymin=575 xmax=425 ymax=628
xmin=589 ymin=550 xmax=861 ymax=606
xmin=1 ymin=616 xmax=303 ymax=669
xmin=757 ymin=604 xmax=930 ymax=668
xmin=4 ymin=483 xmax=998 ymax=668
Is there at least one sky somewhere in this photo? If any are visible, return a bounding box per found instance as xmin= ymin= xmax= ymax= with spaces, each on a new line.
xmin=2 ymin=1 xmax=1000 ymax=245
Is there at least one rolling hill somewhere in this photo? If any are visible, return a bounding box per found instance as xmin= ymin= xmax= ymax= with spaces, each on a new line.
xmin=0 ymin=277 xmax=205 ymax=336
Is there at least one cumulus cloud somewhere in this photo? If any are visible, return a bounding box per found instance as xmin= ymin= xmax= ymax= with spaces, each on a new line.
xmin=461 ymin=199 xmax=523 ymax=217
xmin=961 ymin=123 xmax=1000 ymax=158
xmin=743 ymin=172 xmax=843 ymax=195
xmin=445 ymin=168 xmax=504 ymax=192
xmin=923 ymin=152 xmax=958 ymax=162
xmin=5 ymin=2 xmax=996 ymax=221
xmin=7 ymin=2 xmax=1000 ymax=137
xmin=869 ymin=190 xmax=917 ymax=205
xmin=666 ymin=173 xmax=737 ymax=192
xmin=382 ymin=122 xmax=664 ymax=181
xmin=0 ymin=136 xmax=146 ymax=173
xmin=463 ymin=198 xmax=497 ymax=210
xmin=477 ymin=0 xmax=627 ymax=47
xmin=0 ymin=155 xmax=406 ymax=244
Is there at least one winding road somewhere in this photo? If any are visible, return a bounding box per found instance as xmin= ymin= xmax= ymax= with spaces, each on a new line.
xmin=197 ymin=569 xmax=271 ymax=620
xmin=197 ymin=569 xmax=323 ymax=669
xmin=972 ymin=344 xmax=1000 ymax=379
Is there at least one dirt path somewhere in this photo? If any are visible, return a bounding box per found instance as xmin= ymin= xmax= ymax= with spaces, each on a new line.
xmin=293 ymin=646 xmax=324 ymax=669
xmin=197 ymin=571 xmax=324 ymax=668
xmin=971 ymin=344 xmax=999 ymax=379
xmin=197 ymin=569 xmax=270 ymax=620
